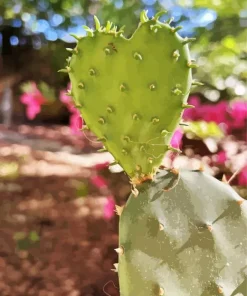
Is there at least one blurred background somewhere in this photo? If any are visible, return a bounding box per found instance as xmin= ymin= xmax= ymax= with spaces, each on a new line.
xmin=0 ymin=0 xmax=246 ymax=295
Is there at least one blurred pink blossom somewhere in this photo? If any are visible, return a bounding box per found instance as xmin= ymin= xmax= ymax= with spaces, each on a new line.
xmin=60 ymin=91 xmax=74 ymax=112
xmin=170 ymin=129 xmax=183 ymax=149
xmin=103 ymin=196 xmax=115 ymax=220
xmin=94 ymin=162 xmax=110 ymax=170
xmin=227 ymin=101 xmax=247 ymax=130
xmin=26 ymin=103 xmax=42 ymax=120
xmin=20 ymin=82 xmax=47 ymax=120
xmin=183 ymin=96 xmax=201 ymax=121
xmin=183 ymin=97 xmax=247 ymax=135
xmin=90 ymin=175 xmax=108 ymax=188
xmin=201 ymin=101 xmax=228 ymax=124
xmin=239 ymin=166 xmax=247 ymax=186
xmin=69 ymin=111 xmax=83 ymax=134
xmin=59 ymin=84 xmax=83 ymax=134
xmin=215 ymin=151 xmax=227 ymax=164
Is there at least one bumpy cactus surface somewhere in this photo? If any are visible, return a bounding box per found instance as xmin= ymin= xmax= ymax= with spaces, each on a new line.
xmin=61 ymin=10 xmax=197 ymax=183
xmin=118 ymin=169 xmax=247 ymax=296
xmin=60 ymin=10 xmax=247 ymax=296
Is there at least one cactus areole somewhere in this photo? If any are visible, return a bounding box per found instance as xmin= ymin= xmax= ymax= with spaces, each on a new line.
xmin=60 ymin=10 xmax=247 ymax=296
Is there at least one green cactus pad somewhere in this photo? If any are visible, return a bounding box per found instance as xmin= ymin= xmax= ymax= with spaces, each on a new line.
xmin=118 ymin=170 xmax=247 ymax=296
xmin=64 ymin=11 xmax=194 ymax=181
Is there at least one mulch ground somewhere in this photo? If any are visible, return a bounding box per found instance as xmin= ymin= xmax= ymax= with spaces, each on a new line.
xmin=0 ymin=124 xmax=130 ymax=296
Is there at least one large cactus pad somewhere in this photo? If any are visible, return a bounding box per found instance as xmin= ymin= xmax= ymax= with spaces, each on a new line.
xmin=118 ymin=170 xmax=247 ymax=296
xmin=63 ymin=11 xmax=196 ymax=182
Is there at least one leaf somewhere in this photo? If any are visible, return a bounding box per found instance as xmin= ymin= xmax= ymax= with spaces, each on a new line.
xmin=29 ymin=231 xmax=40 ymax=242
xmin=183 ymin=121 xmax=224 ymax=139
xmin=16 ymin=238 xmax=31 ymax=251
xmin=76 ymin=182 xmax=89 ymax=198
xmin=38 ymin=82 xmax=56 ymax=103
xmin=20 ymin=81 xmax=35 ymax=93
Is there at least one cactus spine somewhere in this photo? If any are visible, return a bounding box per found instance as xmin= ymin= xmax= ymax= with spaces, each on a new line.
xmin=60 ymin=10 xmax=247 ymax=296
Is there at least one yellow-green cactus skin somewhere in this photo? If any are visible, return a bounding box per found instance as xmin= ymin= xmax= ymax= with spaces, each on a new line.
xmin=61 ymin=10 xmax=196 ymax=182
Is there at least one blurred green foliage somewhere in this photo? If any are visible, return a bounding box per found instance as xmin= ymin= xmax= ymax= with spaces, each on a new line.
xmin=76 ymin=181 xmax=89 ymax=198
xmin=14 ymin=231 xmax=40 ymax=251
xmin=180 ymin=0 xmax=247 ymax=16
xmin=1 ymin=0 xmax=247 ymax=99
xmin=20 ymin=81 xmax=56 ymax=102
xmin=183 ymin=121 xmax=224 ymax=139
xmin=38 ymin=82 xmax=57 ymax=103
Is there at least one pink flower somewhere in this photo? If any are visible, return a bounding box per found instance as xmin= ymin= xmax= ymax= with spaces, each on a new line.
xmin=183 ymin=96 xmax=201 ymax=121
xmin=59 ymin=84 xmax=83 ymax=134
xmin=227 ymin=100 xmax=247 ymax=130
xmin=170 ymin=129 xmax=183 ymax=149
xmin=60 ymin=90 xmax=71 ymax=105
xmin=90 ymin=175 xmax=108 ymax=188
xmin=20 ymin=83 xmax=47 ymax=120
xmin=69 ymin=111 xmax=83 ymax=135
xmin=215 ymin=151 xmax=227 ymax=164
xmin=230 ymin=100 xmax=247 ymax=121
xmin=60 ymin=90 xmax=75 ymax=113
xmin=94 ymin=162 xmax=110 ymax=170
xmin=103 ymin=196 xmax=115 ymax=220
xmin=182 ymin=97 xmax=247 ymax=138
xmin=239 ymin=166 xmax=247 ymax=186
xmin=201 ymin=101 xmax=228 ymax=124
xmin=26 ymin=101 xmax=42 ymax=120
xmin=59 ymin=83 xmax=72 ymax=108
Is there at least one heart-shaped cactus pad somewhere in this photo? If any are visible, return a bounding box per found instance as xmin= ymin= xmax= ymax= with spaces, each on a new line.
xmin=61 ymin=11 xmax=197 ymax=183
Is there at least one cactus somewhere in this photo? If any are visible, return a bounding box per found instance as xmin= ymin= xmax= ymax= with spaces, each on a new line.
xmin=61 ymin=10 xmax=195 ymax=184
xmin=60 ymin=10 xmax=247 ymax=296
xmin=118 ymin=169 xmax=247 ymax=296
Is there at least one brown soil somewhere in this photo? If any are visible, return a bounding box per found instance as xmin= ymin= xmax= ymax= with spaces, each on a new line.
xmin=0 ymin=125 xmax=130 ymax=296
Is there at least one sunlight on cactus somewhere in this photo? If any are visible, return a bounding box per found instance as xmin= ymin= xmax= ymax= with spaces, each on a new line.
xmin=61 ymin=10 xmax=195 ymax=182
xmin=59 ymin=10 xmax=247 ymax=296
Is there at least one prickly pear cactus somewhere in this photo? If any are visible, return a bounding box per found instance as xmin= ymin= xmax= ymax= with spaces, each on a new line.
xmin=117 ymin=169 xmax=247 ymax=296
xmin=60 ymin=10 xmax=247 ymax=296
xmin=60 ymin=10 xmax=198 ymax=183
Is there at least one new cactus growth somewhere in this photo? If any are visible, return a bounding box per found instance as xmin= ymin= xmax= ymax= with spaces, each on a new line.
xmin=62 ymin=10 xmax=194 ymax=184
xmin=60 ymin=10 xmax=247 ymax=296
